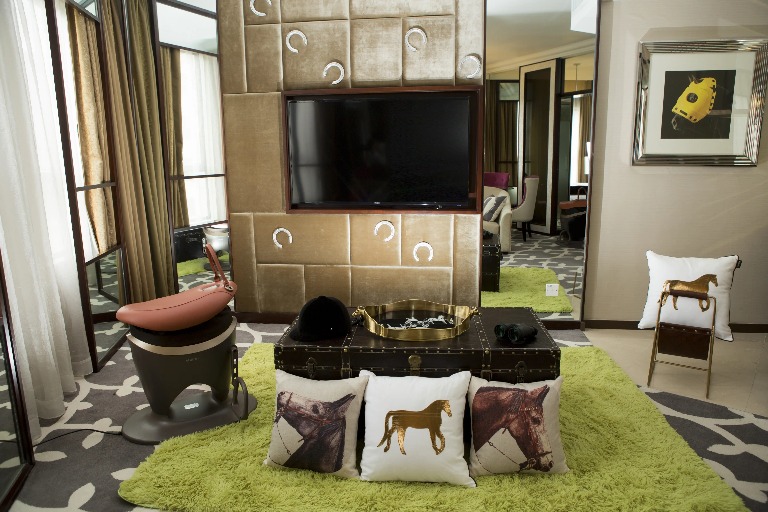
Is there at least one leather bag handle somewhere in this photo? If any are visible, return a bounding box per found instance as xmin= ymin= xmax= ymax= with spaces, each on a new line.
xmin=204 ymin=243 xmax=231 ymax=289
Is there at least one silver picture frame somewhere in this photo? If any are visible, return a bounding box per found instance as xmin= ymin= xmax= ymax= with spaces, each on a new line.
xmin=632 ymin=38 xmax=768 ymax=166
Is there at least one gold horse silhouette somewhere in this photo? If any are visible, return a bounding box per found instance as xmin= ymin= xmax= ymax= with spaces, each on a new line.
xmin=660 ymin=274 xmax=718 ymax=311
xmin=377 ymin=400 xmax=452 ymax=455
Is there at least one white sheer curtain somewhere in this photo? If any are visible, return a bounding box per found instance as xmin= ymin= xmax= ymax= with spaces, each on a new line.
xmin=0 ymin=0 xmax=92 ymax=441
xmin=179 ymin=49 xmax=227 ymax=225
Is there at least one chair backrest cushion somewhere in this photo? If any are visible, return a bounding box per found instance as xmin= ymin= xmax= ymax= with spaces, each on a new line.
xmin=515 ymin=177 xmax=540 ymax=219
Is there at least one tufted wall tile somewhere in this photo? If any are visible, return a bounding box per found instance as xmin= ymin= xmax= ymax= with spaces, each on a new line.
xmin=402 ymin=17 xmax=455 ymax=85
xmin=243 ymin=0 xmax=281 ymax=25
xmin=452 ymin=214 xmax=481 ymax=306
xmin=351 ymin=267 xmax=452 ymax=305
xmin=455 ymin=0 xmax=484 ymax=84
xmin=218 ymin=0 xmax=247 ymax=94
xmin=282 ymin=21 xmax=351 ymax=90
xmin=223 ymin=93 xmax=284 ymax=214
xmin=256 ymin=264 xmax=304 ymax=313
xmin=350 ymin=18 xmax=402 ymax=87
xmin=349 ymin=0 xmax=454 ymax=19
xmin=281 ymin=0 xmax=349 ymax=22
xmin=401 ymin=214 xmax=453 ymax=268
xmin=245 ymin=25 xmax=283 ymax=92
xmin=253 ymin=213 xmax=350 ymax=265
xmin=305 ymin=265 xmax=352 ymax=305
xmin=350 ymin=214 xmax=402 ymax=266
xmin=230 ymin=213 xmax=258 ymax=312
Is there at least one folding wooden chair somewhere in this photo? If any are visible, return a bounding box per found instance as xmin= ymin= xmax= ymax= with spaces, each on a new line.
xmin=647 ymin=288 xmax=717 ymax=398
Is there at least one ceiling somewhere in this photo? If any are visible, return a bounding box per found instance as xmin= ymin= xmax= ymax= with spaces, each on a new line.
xmin=485 ymin=0 xmax=597 ymax=77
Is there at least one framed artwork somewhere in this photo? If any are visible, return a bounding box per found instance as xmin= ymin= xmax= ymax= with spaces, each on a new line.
xmin=632 ymin=38 xmax=768 ymax=166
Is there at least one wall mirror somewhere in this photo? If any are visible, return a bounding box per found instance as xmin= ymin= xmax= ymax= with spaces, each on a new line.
xmin=47 ymin=0 xmax=131 ymax=370
xmin=0 ymin=252 xmax=35 ymax=509
xmin=152 ymin=0 xmax=230 ymax=292
xmin=484 ymin=0 xmax=599 ymax=325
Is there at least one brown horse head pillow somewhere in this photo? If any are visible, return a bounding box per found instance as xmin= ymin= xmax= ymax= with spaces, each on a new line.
xmin=468 ymin=376 xmax=569 ymax=476
xmin=264 ymin=370 xmax=368 ymax=478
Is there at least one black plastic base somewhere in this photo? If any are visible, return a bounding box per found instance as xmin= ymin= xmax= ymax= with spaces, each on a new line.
xmin=122 ymin=390 xmax=257 ymax=445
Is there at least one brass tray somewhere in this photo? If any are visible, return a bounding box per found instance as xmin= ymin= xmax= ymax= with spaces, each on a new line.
xmin=353 ymin=299 xmax=478 ymax=342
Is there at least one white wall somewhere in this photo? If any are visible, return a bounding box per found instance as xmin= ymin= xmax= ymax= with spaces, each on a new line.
xmin=585 ymin=0 xmax=768 ymax=326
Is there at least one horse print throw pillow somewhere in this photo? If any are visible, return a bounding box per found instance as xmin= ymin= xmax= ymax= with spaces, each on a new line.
xmin=264 ymin=370 xmax=369 ymax=478
xmin=359 ymin=370 xmax=475 ymax=487
xmin=638 ymin=251 xmax=739 ymax=341
xmin=468 ymin=376 xmax=569 ymax=477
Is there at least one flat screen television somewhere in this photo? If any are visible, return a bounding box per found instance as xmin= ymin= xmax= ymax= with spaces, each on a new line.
xmin=284 ymin=87 xmax=480 ymax=211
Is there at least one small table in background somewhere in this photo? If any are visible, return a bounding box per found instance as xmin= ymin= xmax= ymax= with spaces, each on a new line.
xmin=481 ymin=234 xmax=501 ymax=292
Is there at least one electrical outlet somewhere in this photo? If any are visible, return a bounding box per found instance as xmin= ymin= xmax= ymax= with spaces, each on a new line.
xmin=546 ymin=283 xmax=559 ymax=296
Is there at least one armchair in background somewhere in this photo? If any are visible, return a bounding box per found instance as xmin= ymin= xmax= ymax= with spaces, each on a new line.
xmin=482 ymin=186 xmax=513 ymax=252
xmin=509 ymin=176 xmax=539 ymax=242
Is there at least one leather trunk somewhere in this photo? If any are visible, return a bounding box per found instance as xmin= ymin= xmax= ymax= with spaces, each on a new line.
xmin=275 ymin=307 xmax=560 ymax=384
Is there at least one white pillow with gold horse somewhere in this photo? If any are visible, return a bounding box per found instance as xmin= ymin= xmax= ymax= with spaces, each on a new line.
xmin=638 ymin=251 xmax=739 ymax=340
xmin=359 ymin=370 xmax=475 ymax=487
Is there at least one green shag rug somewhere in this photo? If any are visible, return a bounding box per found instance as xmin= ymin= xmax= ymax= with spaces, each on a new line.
xmin=119 ymin=344 xmax=746 ymax=512
xmin=176 ymin=252 xmax=229 ymax=277
xmin=482 ymin=267 xmax=573 ymax=313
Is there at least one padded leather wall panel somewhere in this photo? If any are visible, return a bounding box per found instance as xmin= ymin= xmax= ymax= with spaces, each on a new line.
xmin=351 ymin=267 xmax=452 ymax=305
xmin=230 ymin=213 xmax=258 ymax=312
xmin=305 ymin=265 xmax=352 ymax=306
xmin=253 ymin=213 xmax=350 ymax=265
xmin=282 ymin=21 xmax=351 ymax=90
xmin=281 ymin=0 xmax=349 ymax=22
xmin=349 ymin=0 xmax=454 ymax=18
xmin=401 ymin=215 xmax=453 ymax=268
xmin=243 ymin=0 xmax=281 ymax=25
xmin=452 ymin=214 xmax=481 ymax=307
xmin=349 ymin=214 xmax=402 ymax=267
xmin=218 ymin=0 xmax=246 ymax=94
xmin=245 ymin=25 xmax=283 ymax=92
xmin=256 ymin=264 xmax=304 ymax=313
xmin=402 ymin=17 xmax=455 ymax=85
xmin=455 ymin=0 xmax=484 ymax=85
xmin=350 ymin=18 xmax=402 ymax=87
xmin=222 ymin=93 xmax=283 ymax=214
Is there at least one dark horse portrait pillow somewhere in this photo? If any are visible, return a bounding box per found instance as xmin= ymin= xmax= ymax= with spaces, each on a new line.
xmin=468 ymin=376 xmax=569 ymax=476
xmin=264 ymin=370 xmax=369 ymax=478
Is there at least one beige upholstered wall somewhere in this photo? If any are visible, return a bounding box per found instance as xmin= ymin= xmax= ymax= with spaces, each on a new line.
xmin=218 ymin=0 xmax=484 ymax=314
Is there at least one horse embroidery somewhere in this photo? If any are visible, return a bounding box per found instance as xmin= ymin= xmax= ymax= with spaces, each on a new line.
xmin=273 ymin=391 xmax=355 ymax=473
xmin=377 ymin=400 xmax=452 ymax=455
xmin=659 ymin=274 xmax=717 ymax=312
xmin=472 ymin=385 xmax=554 ymax=472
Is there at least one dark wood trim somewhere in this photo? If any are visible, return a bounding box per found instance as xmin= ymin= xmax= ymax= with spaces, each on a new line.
xmin=65 ymin=0 xmax=100 ymax=22
xmin=147 ymin=0 xmax=180 ymax=293
xmin=157 ymin=0 xmax=216 ymax=18
xmin=95 ymin=331 xmax=128 ymax=371
xmin=282 ymin=85 xmax=483 ymax=215
xmin=560 ymin=88 xmax=593 ymax=99
xmin=159 ymin=41 xmax=217 ymax=58
xmin=583 ymin=320 xmax=638 ymax=330
xmin=0 ymin=252 xmax=36 ymax=508
xmin=547 ymin=58 xmax=564 ymax=237
xmin=45 ymin=0 xmax=100 ymax=373
xmin=169 ymin=173 xmax=226 ymax=180
xmin=732 ymin=324 xmax=768 ymax=333
xmin=579 ymin=0 xmax=602 ymax=329
xmin=84 ymin=244 xmax=121 ymax=266
xmin=543 ymin=319 xmax=581 ymax=330
xmin=75 ymin=181 xmax=117 ymax=192
xmin=91 ymin=311 xmax=118 ymax=324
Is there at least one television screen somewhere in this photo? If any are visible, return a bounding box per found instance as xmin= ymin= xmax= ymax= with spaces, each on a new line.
xmin=286 ymin=90 xmax=476 ymax=210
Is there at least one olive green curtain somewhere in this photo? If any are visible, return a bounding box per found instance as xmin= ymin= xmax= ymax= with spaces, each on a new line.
xmin=484 ymin=81 xmax=517 ymax=185
xmin=159 ymin=46 xmax=189 ymax=228
xmin=101 ymin=0 xmax=172 ymax=301
xmin=66 ymin=6 xmax=117 ymax=255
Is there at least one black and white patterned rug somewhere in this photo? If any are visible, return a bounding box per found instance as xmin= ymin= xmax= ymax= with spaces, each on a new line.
xmin=7 ymin=325 xmax=767 ymax=512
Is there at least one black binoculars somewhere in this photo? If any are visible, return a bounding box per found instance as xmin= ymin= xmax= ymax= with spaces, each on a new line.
xmin=494 ymin=323 xmax=538 ymax=345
